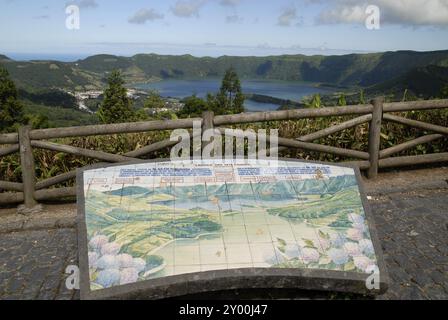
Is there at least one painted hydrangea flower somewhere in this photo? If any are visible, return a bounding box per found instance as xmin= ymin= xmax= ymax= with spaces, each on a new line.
xmin=285 ymin=244 xmax=301 ymax=259
xmin=346 ymin=228 xmax=364 ymax=241
xmin=120 ymin=267 xmax=139 ymax=285
xmin=358 ymin=239 xmax=375 ymax=256
xmin=301 ymin=248 xmax=320 ymax=264
xmin=96 ymin=269 xmax=121 ymax=288
xmin=328 ymin=248 xmax=349 ymax=265
xmin=133 ymin=258 xmax=146 ymax=273
xmin=117 ymin=254 xmax=135 ymax=268
xmin=96 ymin=254 xmax=120 ymax=270
xmin=343 ymin=242 xmax=362 ymax=257
xmin=89 ymin=235 xmax=108 ymax=251
xmin=101 ymin=242 xmax=121 ymax=256
xmin=330 ymin=233 xmax=346 ymax=248
xmin=353 ymin=256 xmax=375 ymax=273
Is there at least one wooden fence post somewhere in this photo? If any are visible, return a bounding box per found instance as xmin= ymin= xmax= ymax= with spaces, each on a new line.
xmin=201 ymin=111 xmax=215 ymax=158
xmin=18 ymin=125 xmax=38 ymax=210
xmin=367 ymin=97 xmax=384 ymax=179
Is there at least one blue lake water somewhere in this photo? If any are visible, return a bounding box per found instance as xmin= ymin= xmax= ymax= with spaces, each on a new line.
xmin=133 ymin=79 xmax=336 ymax=111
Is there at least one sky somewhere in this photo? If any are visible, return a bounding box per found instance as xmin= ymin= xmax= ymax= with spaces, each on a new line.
xmin=1 ymin=0 xmax=448 ymax=60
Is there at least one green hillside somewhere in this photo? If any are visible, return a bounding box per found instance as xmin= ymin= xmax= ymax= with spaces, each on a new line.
xmin=366 ymin=65 xmax=448 ymax=99
xmin=2 ymin=50 xmax=448 ymax=92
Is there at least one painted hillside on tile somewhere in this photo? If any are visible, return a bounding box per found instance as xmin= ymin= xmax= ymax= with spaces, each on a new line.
xmin=81 ymin=160 xmax=378 ymax=291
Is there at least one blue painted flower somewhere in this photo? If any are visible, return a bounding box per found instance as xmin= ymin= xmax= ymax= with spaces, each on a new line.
xmin=96 ymin=269 xmax=121 ymax=288
xmin=328 ymin=248 xmax=349 ymax=265
xmin=96 ymin=254 xmax=119 ymax=270
xmin=330 ymin=233 xmax=346 ymax=248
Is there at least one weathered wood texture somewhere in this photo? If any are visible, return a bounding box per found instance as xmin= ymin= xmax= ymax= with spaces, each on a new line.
xmin=18 ymin=126 xmax=37 ymax=208
xmin=367 ymin=98 xmax=384 ymax=179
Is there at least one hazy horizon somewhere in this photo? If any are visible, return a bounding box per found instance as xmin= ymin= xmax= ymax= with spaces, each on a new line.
xmin=1 ymin=1 xmax=448 ymax=60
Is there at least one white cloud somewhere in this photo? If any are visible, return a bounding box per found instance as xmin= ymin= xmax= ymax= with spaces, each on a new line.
xmin=314 ymin=0 xmax=448 ymax=27
xmin=128 ymin=9 xmax=164 ymax=24
xmin=171 ymin=0 xmax=208 ymax=18
xmin=277 ymin=7 xmax=299 ymax=27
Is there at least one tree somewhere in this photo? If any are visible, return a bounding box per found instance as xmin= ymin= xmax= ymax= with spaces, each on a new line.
xmin=216 ymin=68 xmax=245 ymax=114
xmin=359 ymin=89 xmax=366 ymax=104
xmin=0 ymin=67 xmax=24 ymax=132
xmin=144 ymin=90 xmax=165 ymax=109
xmin=306 ymin=94 xmax=322 ymax=108
xmin=177 ymin=94 xmax=209 ymax=118
xmin=337 ymin=93 xmax=347 ymax=106
xmin=441 ymin=84 xmax=448 ymax=98
xmin=97 ymin=70 xmax=135 ymax=124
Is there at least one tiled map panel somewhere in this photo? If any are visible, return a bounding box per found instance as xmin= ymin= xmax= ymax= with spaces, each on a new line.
xmin=82 ymin=160 xmax=378 ymax=291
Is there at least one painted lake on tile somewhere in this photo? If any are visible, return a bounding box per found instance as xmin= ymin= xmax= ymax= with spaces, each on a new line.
xmin=82 ymin=160 xmax=378 ymax=291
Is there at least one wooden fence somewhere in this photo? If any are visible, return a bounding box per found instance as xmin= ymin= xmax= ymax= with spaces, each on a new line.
xmin=1 ymin=97 xmax=447 ymax=209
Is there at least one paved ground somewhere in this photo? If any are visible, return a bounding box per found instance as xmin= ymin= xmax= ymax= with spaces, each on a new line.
xmin=0 ymin=167 xmax=447 ymax=300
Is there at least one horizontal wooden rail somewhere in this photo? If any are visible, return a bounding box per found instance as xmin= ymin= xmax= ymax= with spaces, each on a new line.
xmin=0 ymin=187 xmax=76 ymax=205
xmin=214 ymin=104 xmax=374 ymax=126
xmin=0 ymin=181 xmax=23 ymax=192
xmin=379 ymin=152 xmax=448 ymax=168
xmin=383 ymin=114 xmax=448 ymax=135
xmin=29 ymin=118 xmax=202 ymax=141
xmin=31 ymin=140 xmax=137 ymax=163
xmin=0 ymin=144 xmax=19 ymax=157
xmin=383 ymin=99 xmax=448 ymax=113
xmin=0 ymin=133 xmax=18 ymax=145
xmin=380 ymin=134 xmax=444 ymax=159
xmin=343 ymin=161 xmax=371 ymax=170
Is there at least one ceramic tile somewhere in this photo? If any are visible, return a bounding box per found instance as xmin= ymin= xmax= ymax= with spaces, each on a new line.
xmin=81 ymin=159 xmax=379 ymax=291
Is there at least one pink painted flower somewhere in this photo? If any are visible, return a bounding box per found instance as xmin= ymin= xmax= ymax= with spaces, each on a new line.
xmin=301 ymin=248 xmax=320 ymax=264
xmin=117 ymin=254 xmax=134 ymax=268
xmin=346 ymin=228 xmax=363 ymax=241
xmin=353 ymin=256 xmax=376 ymax=273
xmin=89 ymin=235 xmax=108 ymax=251
xmin=343 ymin=242 xmax=362 ymax=257
xmin=120 ymin=268 xmax=139 ymax=285
xmin=101 ymin=242 xmax=121 ymax=256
